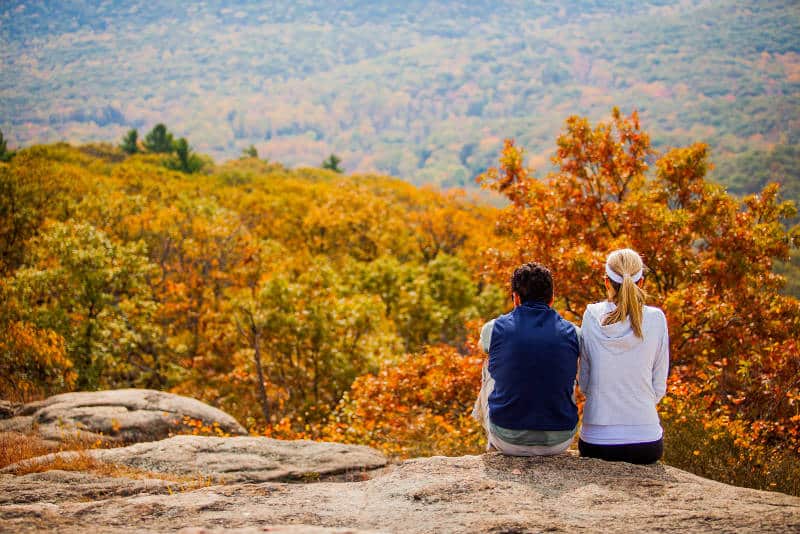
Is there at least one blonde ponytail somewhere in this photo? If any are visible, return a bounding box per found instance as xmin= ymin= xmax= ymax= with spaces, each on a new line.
xmin=602 ymin=249 xmax=647 ymax=338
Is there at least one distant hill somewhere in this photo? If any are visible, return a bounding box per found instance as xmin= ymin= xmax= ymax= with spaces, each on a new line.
xmin=2 ymin=0 xmax=798 ymax=198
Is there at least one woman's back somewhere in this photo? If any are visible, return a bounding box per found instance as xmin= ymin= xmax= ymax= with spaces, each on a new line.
xmin=579 ymin=301 xmax=669 ymax=427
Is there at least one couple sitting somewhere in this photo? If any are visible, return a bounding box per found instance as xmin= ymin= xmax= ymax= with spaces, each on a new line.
xmin=472 ymin=248 xmax=669 ymax=464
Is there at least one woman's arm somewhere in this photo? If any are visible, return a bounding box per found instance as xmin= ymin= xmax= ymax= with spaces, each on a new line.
xmin=578 ymin=311 xmax=590 ymax=394
xmin=652 ymin=312 xmax=670 ymax=403
xmin=479 ymin=319 xmax=495 ymax=354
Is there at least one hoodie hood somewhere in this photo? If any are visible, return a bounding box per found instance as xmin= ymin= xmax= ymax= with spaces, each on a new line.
xmin=585 ymin=301 xmax=643 ymax=352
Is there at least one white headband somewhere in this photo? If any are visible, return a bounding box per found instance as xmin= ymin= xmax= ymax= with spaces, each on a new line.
xmin=606 ymin=263 xmax=642 ymax=284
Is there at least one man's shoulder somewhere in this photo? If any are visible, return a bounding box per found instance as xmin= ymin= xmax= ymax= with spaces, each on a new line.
xmin=490 ymin=309 xmax=516 ymax=329
xmin=565 ymin=320 xmax=581 ymax=342
xmin=556 ymin=317 xmax=580 ymax=347
xmin=551 ymin=311 xmax=580 ymax=337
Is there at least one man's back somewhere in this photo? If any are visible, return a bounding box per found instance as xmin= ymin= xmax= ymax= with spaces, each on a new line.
xmin=487 ymin=301 xmax=579 ymax=431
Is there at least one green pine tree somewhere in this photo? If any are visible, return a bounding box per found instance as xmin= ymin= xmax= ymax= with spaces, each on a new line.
xmin=242 ymin=145 xmax=258 ymax=158
xmin=322 ymin=154 xmax=343 ymax=173
xmin=166 ymin=137 xmax=203 ymax=173
xmin=120 ymin=129 xmax=139 ymax=155
xmin=0 ymin=130 xmax=14 ymax=162
xmin=143 ymin=124 xmax=175 ymax=153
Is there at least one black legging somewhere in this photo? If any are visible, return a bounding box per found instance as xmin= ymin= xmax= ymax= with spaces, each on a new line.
xmin=578 ymin=437 xmax=663 ymax=465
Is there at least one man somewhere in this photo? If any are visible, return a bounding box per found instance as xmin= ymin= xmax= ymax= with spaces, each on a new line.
xmin=471 ymin=262 xmax=579 ymax=455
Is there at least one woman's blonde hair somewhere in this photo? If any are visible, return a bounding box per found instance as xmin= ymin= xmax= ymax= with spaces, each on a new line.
xmin=603 ymin=248 xmax=648 ymax=338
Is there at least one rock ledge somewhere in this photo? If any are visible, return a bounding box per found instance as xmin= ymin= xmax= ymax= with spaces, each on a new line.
xmin=3 ymin=435 xmax=389 ymax=483
xmin=0 ymin=389 xmax=247 ymax=444
xmin=2 ymin=450 xmax=798 ymax=533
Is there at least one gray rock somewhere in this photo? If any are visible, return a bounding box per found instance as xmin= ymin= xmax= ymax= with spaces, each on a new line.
xmin=0 ymin=389 xmax=247 ymax=444
xmin=0 ymin=400 xmax=22 ymax=419
xmin=1 ymin=450 xmax=798 ymax=533
xmin=178 ymin=527 xmax=384 ymax=534
xmin=0 ymin=416 xmax=35 ymax=434
xmin=0 ymin=471 xmax=176 ymax=505
xmin=3 ymin=435 xmax=389 ymax=483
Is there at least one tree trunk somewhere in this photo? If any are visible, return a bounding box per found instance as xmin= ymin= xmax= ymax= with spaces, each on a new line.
xmin=252 ymin=328 xmax=270 ymax=423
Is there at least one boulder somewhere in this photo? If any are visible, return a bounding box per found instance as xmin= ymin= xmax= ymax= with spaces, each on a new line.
xmin=0 ymin=389 xmax=247 ymax=444
xmin=0 ymin=400 xmax=22 ymax=419
xmin=1 ymin=450 xmax=798 ymax=533
xmin=3 ymin=435 xmax=389 ymax=483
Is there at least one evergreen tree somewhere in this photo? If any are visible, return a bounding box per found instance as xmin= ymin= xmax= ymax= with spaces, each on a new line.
xmin=120 ymin=129 xmax=139 ymax=155
xmin=166 ymin=137 xmax=203 ymax=173
xmin=143 ymin=124 xmax=175 ymax=153
xmin=242 ymin=145 xmax=258 ymax=158
xmin=322 ymin=154 xmax=343 ymax=173
xmin=0 ymin=130 xmax=14 ymax=162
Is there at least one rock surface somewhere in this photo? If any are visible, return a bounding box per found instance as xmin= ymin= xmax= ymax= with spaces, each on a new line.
xmin=0 ymin=400 xmax=21 ymax=419
xmin=3 ymin=435 xmax=389 ymax=483
xmin=0 ymin=389 xmax=247 ymax=444
xmin=2 ymin=450 xmax=798 ymax=533
xmin=178 ymin=527 xmax=383 ymax=533
xmin=0 ymin=470 xmax=177 ymax=505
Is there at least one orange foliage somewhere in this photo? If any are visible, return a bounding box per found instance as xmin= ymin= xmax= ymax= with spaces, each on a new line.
xmin=0 ymin=432 xmax=58 ymax=469
xmin=323 ymin=336 xmax=486 ymax=458
xmin=0 ymin=320 xmax=73 ymax=401
xmin=0 ymin=431 xmax=217 ymax=489
xmin=0 ymin=278 xmax=74 ymax=402
xmin=170 ymin=416 xmax=232 ymax=438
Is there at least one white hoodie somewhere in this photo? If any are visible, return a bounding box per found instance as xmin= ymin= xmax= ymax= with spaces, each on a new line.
xmin=579 ymin=301 xmax=669 ymax=441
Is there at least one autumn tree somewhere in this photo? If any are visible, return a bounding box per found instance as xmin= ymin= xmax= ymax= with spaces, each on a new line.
xmin=11 ymin=221 xmax=162 ymax=390
xmin=0 ymin=280 xmax=74 ymax=402
xmin=409 ymin=193 xmax=484 ymax=262
xmin=232 ymin=296 xmax=272 ymax=423
xmin=300 ymin=185 xmax=418 ymax=262
xmin=139 ymin=198 xmax=247 ymax=384
xmin=0 ymin=152 xmax=68 ymax=274
xmin=324 ymin=339 xmax=485 ymax=458
xmin=236 ymin=261 xmax=400 ymax=430
xmin=356 ymin=254 xmax=503 ymax=353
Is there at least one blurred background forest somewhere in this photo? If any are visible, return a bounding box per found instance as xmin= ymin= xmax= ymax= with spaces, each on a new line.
xmin=1 ymin=0 xmax=799 ymax=498
xmin=2 ymin=0 xmax=798 ymax=193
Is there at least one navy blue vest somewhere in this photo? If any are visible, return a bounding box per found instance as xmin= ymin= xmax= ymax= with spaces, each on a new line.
xmin=488 ymin=301 xmax=579 ymax=431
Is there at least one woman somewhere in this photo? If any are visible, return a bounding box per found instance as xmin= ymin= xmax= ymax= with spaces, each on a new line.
xmin=578 ymin=248 xmax=669 ymax=464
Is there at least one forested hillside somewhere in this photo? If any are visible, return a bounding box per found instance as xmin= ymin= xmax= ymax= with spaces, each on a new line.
xmin=0 ymin=142 xmax=505 ymax=421
xmin=2 ymin=0 xmax=798 ymax=197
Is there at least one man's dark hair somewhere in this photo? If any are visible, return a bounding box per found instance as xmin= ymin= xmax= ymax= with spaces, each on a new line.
xmin=511 ymin=262 xmax=553 ymax=304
